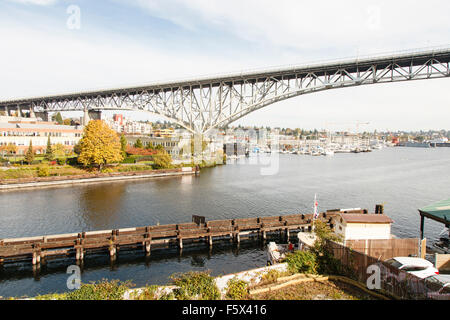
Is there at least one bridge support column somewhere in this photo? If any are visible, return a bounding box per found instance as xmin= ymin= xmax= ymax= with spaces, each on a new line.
xmin=145 ymin=242 xmax=151 ymax=255
xmin=29 ymin=108 xmax=36 ymax=119
xmin=35 ymin=111 xmax=49 ymax=122
xmin=83 ymin=108 xmax=90 ymax=126
xmin=178 ymin=238 xmax=183 ymax=249
xmin=286 ymin=228 xmax=290 ymax=239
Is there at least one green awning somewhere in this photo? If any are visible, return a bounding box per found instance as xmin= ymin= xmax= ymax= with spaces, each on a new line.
xmin=419 ymin=198 xmax=450 ymax=224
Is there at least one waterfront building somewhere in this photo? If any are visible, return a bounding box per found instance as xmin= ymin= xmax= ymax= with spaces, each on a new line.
xmin=105 ymin=114 xmax=153 ymax=135
xmin=0 ymin=116 xmax=83 ymax=155
xmin=152 ymin=128 xmax=176 ymax=138
xmin=125 ymin=134 xmax=190 ymax=159
xmin=333 ymin=213 xmax=394 ymax=241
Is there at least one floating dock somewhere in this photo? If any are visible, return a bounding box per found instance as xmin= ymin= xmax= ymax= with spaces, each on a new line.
xmin=0 ymin=210 xmax=366 ymax=266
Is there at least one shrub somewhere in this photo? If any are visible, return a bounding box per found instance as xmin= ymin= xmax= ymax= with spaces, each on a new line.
xmin=57 ymin=158 xmax=66 ymax=165
xmin=170 ymin=271 xmax=220 ymax=300
xmin=225 ymin=277 xmax=248 ymax=300
xmin=152 ymin=151 xmax=172 ymax=170
xmin=122 ymin=157 xmax=137 ymax=164
xmin=260 ymin=269 xmax=291 ymax=285
xmin=101 ymin=167 xmax=114 ymax=174
xmin=37 ymin=166 xmax=50 ymax=177
xmin=64 ymin=280 xmax=132 ymax=300
xmin=66 ymin=157 xmax=79 ymax=166
xmin=132 ymin=285 xmax=160 ymax=300
xmin=284 ymin=250 xmax=318 ymax=274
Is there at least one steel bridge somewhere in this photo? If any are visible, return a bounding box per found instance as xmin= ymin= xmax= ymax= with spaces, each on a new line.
xmin=1 ymin=48 xmax=450 ymax=134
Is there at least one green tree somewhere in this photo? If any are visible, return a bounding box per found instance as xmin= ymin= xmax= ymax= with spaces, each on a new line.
xmin=120 ymin=134 xmax=128 ymax=157
xmin=145 ymin=143 xmax=155 ymax=150
xmin=25 ymin=140 xmax=35 ymax=164
xmin=53 ymin=112 xmax=63 ymax=125
xmin=45 ymin=136 xmax=55 ymax=161
xmin=77 ymin=120 xmax=123 ymax=171
xmin=134 ymin=138 xmax=143 ymax=149
xmin=73 ymin=141 xmax=82 ymax=155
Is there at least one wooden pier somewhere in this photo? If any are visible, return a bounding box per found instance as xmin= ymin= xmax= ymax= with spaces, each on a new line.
xmin=0 ymin=209 xmax=365 ymax=266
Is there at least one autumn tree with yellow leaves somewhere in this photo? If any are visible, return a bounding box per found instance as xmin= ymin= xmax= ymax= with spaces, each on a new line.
xmin=77 ymin=120 xmax=123 ymax=171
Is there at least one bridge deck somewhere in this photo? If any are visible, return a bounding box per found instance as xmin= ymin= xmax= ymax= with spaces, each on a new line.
xmin=0 ymin=209 xmax=367 ymax=265
xmin=1 ymin=47 xmax=450 ymax=105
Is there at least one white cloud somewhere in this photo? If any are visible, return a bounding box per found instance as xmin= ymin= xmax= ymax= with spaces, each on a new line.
xmin=1 ymin=1 xmax=450 ymax=130
xmin=130 ymin=0 xmax=450 ymax=56
xmin=7 ymin=0 xmax=57 ymax=5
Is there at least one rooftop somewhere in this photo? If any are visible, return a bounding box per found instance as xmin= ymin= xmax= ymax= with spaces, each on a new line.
xmin=339 ymin=213 xmax=394 ymax=224
xmin=419 ymin=198 xmax=450 ymax=224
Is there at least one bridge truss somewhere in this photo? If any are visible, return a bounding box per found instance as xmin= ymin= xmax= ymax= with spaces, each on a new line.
xmin=1 ymin=48 xmax=450 ymax=134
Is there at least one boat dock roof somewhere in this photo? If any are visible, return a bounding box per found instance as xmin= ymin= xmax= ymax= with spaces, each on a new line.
xmin=419 ymin=198 xmax=450 ymax=225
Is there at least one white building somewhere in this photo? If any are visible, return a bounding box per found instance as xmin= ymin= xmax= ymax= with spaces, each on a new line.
xmin=333 ymin=213 xmax=394 ymax=241
xmin=0 ymin=117 xmax=83 ymax=155
xmin=105 ymin=114 xmax=153 ymax=135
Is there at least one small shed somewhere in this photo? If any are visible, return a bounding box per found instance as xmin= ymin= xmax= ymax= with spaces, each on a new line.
xmin=333 ymin=213 xmax=394 ymax=241
xmin=419 ymin=198 xmax=450 ymax=240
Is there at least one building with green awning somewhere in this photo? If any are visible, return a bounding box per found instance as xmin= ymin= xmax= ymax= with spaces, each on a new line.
xmin=419 ymin=198 xmax=450 ymax=239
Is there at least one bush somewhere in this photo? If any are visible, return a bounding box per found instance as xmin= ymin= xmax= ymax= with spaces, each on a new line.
xmin=64 ymin=280 xmax=132 ymax=300
xmin=260 ymin=269 xmax=291 ymax=285
xmin=152 ymin=152 xmax=172 ymax=169
xmin=101 ymin=167 xmax=114 ymax=174
xmin=225 ymin=277 xmax=248 ymax=300
xmin=57 ymin=158 xmax=66 ymax=165
xmin=35 ymin=279 xmax=132 ymax=300
xmin=66 ymin=157 xmax=79 ymax=166
xmin=284 ymin=250 xmax=318 ymax=274
xmin=170 ymin=271 xmax=220 ymax=300
xmin=132 ymin=285 xmax=160 ymax=300
xmin=37 ymin=166 xmax=50 ymax=177
xmin=122 ymin=156 xmax=137 ymax=164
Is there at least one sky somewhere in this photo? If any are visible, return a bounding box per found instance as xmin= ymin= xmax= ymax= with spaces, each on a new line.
xmin=1 ymin=0 xmax=450 ymax=131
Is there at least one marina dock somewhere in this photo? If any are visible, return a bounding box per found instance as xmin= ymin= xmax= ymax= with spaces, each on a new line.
xmin=0 ymin=210 xmax=364 ymax=266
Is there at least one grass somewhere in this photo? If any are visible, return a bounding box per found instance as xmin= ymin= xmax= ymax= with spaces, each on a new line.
xmin=0 ymin=163 xmax=180 ymax=180
xmin=0 ymin=165 xmax=87 ymax=180
xmin=249 ymin=279 xmax=378 ymax=300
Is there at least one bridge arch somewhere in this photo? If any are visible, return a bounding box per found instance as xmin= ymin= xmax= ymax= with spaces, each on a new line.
xmin=1 ymin=48 xmax=449 ymax=134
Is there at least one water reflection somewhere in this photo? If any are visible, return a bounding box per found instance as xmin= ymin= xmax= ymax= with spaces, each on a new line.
xmin=1 ymin=148 xmax=450 ymax=297
xmin=79 ymin=183 xmax=127 ymax=230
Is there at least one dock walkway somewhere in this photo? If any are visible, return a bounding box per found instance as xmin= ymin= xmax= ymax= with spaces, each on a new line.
xmin=0 ymin=209 xmax=365 ymax=266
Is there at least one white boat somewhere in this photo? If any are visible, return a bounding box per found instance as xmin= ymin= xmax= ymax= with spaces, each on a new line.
xmin=323 ymin=150 xmax=335 ymax=156
xmin=267 ymin=242 xmax=291 ymax=265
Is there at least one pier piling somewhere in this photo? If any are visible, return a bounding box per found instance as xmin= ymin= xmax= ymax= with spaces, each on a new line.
xmin=0 ymin=211 xmax=348 ymax=266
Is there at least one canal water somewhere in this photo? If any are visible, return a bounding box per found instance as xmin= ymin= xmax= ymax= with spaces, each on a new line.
xmin=1 ymin=147 xmax=449 ymax=297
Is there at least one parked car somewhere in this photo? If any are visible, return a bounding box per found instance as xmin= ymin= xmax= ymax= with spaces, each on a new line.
xmin=384 ymin=257 xmax=439 ymax=279
xmin=424 ymin=275 xmax=450 ymax=300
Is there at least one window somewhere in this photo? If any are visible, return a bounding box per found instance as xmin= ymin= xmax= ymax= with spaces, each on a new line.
xmin=385 ymin=259 xmax=403 ymax=269
xmin=401 ymin=266 xmax=427 ymax=272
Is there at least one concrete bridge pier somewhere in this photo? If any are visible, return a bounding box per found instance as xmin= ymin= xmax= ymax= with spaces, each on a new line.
xmin=35 ymin=111 xmax=49 ymax=122
xmin=83 ymin=109 xmax=102 ymax=126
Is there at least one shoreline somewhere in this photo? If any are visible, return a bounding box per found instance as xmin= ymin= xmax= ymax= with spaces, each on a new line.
xmin=0 ymin=168 xmax=197 ymax=191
